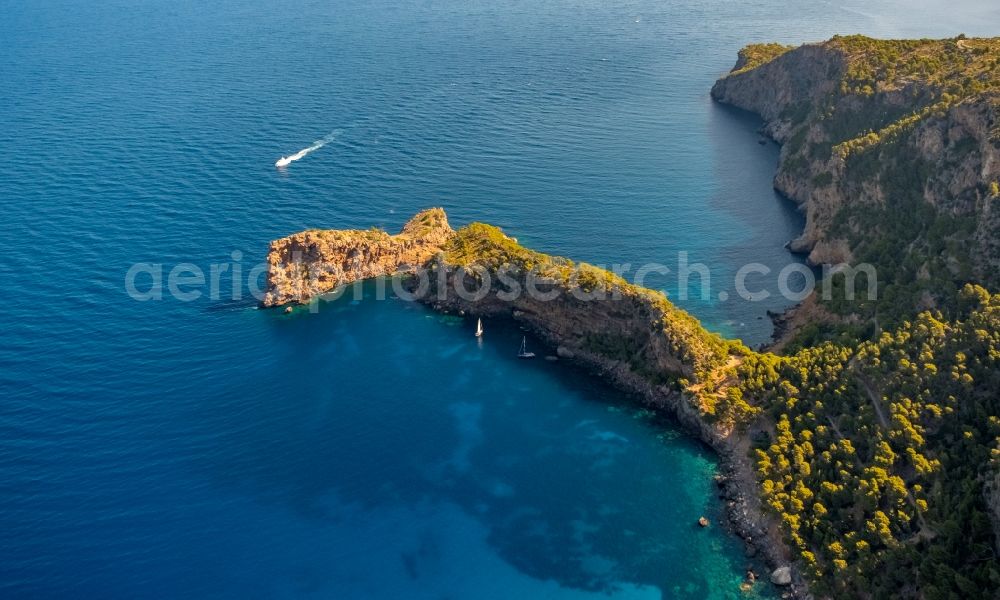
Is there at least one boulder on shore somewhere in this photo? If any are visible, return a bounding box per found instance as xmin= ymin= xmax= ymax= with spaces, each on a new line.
xmin=770 ymin=566 xmax=792 ymax=586
xmin=556 ymin=345 xmax=575 ymax=359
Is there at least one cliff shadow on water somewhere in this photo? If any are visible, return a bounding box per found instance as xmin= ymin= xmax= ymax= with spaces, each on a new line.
xmin=705 ymin=100 xmax=813 ymax=344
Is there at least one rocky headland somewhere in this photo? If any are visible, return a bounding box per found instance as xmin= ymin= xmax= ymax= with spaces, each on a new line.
xmin=261 ymin=208 xmax=453 ymax=307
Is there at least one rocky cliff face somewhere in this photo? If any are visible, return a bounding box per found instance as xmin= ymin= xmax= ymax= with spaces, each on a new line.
xmin=425 ymin=265 xmax=727 ymax=435
xmin=261 ymin=208 xmax=454 ymax=307
xmin=712 ymin=36 xmax=1000 ymax=293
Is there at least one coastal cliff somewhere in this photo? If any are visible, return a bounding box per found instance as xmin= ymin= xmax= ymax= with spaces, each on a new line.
xmin=261 ymin=208 xmax=453 ymax=307
xmin=712 ymin=36 xmax=1000 ymax=309
xmin=418 ymin=223 xmax=803 ymax=589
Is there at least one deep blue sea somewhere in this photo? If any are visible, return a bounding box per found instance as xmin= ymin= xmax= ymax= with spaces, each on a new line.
xmin=2 ymin=1 xmax=997 ymax=598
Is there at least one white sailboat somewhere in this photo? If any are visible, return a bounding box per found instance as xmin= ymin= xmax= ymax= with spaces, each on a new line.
xmin=517 ymin=336 xmax=535 ymax=359
xmin=475 ymin=318 xmax=484 ymax=337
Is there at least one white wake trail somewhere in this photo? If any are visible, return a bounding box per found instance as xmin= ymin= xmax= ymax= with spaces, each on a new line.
xmin=275 ymin=131 xmax=340 ymax=168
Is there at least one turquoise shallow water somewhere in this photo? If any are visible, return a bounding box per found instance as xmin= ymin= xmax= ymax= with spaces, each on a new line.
xmin=2 ymin=0 xmax=998 ymax=598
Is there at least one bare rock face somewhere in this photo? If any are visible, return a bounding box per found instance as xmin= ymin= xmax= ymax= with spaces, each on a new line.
xmin=711 ymin=44 xmax=845 ymax=135
xmin=261 ymin=208 xmax=453 ymax=307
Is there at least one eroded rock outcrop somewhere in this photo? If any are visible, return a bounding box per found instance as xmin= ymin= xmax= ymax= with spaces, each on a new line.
xmin=261 ymin=208 xmax=453 ymax=307
xmin=770 ymin=566 xmax=792 ymax=586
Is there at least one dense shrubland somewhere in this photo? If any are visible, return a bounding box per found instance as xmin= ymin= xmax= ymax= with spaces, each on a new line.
xmin=736 ymin=285 xmax=1000 ymax=598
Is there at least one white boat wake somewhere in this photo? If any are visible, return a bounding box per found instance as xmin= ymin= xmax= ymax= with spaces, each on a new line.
xmin=275 ymin=131 xmax=340 ymax=168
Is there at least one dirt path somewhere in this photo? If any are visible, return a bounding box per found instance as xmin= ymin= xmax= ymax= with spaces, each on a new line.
xmin=858 ymin=372 xmax=891 ymax=429
xmin=848 ymin=361 xmax=932 ymax=535
xmin=849 ymin=357 xmax=891 ymax=429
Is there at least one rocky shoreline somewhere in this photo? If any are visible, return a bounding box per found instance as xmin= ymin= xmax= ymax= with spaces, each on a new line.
xmin=261 ymin=208 xmax=453 ymax=307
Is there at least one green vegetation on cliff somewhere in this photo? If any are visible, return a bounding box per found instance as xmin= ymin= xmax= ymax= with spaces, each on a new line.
xmin=731 ymin=43 xmax=794 ymax=75
xmin=437 ymin=223 xmax=1000 ymax=598
xmin=774 ymin=36 xmax=1000 ymax=150
xmin=737 ymin=285 xmax=1000 ymax=598
xmin=829 ymin=35 xmax=1000 ymax=107
xmin=826 ymin=37 xmax=997 ymax=316
xmin=439 ymin=223 xmax=759 ymax=424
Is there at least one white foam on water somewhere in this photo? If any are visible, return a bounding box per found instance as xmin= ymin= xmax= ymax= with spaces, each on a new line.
xmin=275 ymin=130 xmax=340 ymax=168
